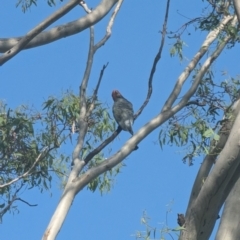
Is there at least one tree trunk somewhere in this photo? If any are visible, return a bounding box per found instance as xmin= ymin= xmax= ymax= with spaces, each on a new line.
xmin=215 ymin=173 xmax=240 ymax=240
xmin=180 ymin=107 xmax=240 ymax=240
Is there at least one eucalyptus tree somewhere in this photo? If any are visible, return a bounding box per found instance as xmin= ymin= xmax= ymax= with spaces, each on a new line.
xmin=1 ymin=1 xmax=240 ymax=240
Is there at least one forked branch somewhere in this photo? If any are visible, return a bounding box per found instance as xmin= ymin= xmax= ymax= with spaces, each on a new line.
xmin=84 ymin=0 xmax=171 ymax=164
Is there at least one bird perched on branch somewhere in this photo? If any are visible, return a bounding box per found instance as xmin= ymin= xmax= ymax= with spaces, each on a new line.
xmin=112 ymin=90 xmax=135 ymax=135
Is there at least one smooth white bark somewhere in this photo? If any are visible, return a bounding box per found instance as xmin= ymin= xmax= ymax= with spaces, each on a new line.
xmin=0 ymin=0 xmax=118 ymax=52
xmin=215 ymin=172 xmax=240 ymax=240
xmin=233 ymin=0 xmax=240 ymax=24
xmin=181 ymin=106 xmax=240 ymax=240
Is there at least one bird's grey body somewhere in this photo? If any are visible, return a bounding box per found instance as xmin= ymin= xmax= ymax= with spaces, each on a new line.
xmin=112 ymin=90 xmax=134 ymax=135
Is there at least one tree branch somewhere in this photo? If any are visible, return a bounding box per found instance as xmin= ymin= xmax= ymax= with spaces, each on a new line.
xmin=184 ymin=110 xmax=240 ymax=240
xmin=86 ymin=63 xmax=109 ymax=118
xmin=71 ymin=4 xmax=95 ymax=171
xmin=0 ymin=0 xmax=81 ymax=66
xmin=162 ymin=15 xmax=234 ymax=111
xmin=186 ymin=98 xmax=240 ymax=217
xmin=94 ymin=0 xmax=124 ymax=51
xmin=171 ymin=18 xmax=236 ymax=114
xmin=233 ymin=0 xmax=240 ymax=24
xmin=83 ymin=0 xmax=171 ymax=164
xmin=42 ymin=2 xmax=123 ymax=238
xmin=216 ymin=163 xmax=240 ymax=239
xmin=0 ymin=0 xmax=118 ymax=53
xmin=134 ymin=0 xmax=170 ymax=119
xmin=72 ymin=16 xmax=238 ymax=221
xmin=16 ymin=198 xmax=38 ymax=207
xmin=0 ymin=185 xmax=23 ymax=222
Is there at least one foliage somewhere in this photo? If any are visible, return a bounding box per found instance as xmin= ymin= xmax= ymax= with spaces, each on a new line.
xmin=158 ymin=1 xmax=240 ymax=166
xmin=159 ymin=70 xmax=240 ymax=165
xmin=16 ymin=0 xmax=64 ymax=12
xmin=86 ymin=156 xmax=124 ymax=194
xmin=170 ymin=39 xmax=186 ymax=61
xmin=0 ymin=91 xmax=116 ymax=220
xmin=134 ymin=205 xmax=184 ymax=240
xmin=169 ymin=1 xmax=240 ymax=62
xmin=5 ymin=0 xmax=240 ymax=238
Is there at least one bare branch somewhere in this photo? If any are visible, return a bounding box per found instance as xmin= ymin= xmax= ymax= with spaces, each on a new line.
xmin=84 ymin=126 xmax=121 ymax=164
xmin=71 ymin=7 xmax=95 ymax=167
xmin=134 ymin=0 xmax=171 ymax=119
xmin=86 ymin=63 xmax=109 ymax=118
xmin=15 ymin=198 xmax=38 ymax=207
xmin=186 ymin=100 xmax=206 ymax=107
xmin=94 ymin=0 xmax=124 ymax=51
xmin=0 ymin=185 xmax=23 ymax=222
xmin=79 ymin=0 xmax=91 ymax=13
xmin=0 ymin=0 xmax=81 ymax=66
xmin=0 ymin=0 xmax=118 ymax=53
xmin=84 ymin=0 xmax=171 ymax=164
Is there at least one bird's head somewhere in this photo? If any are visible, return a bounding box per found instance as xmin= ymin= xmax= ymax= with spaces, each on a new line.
xmin=112 ymin=90 xmax=122 ymax=101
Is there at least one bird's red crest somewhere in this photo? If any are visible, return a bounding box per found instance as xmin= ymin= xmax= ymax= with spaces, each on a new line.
xmin=112 ymin=90 xmax=122 ymax=100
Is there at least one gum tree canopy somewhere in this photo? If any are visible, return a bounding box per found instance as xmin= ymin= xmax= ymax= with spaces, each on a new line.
xmin=1 ymin=0 xmax=240 ymax=240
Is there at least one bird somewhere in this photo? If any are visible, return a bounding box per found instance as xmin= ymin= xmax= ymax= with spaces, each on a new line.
xmin=112 ymin=90 xmax=138 ymax=150
xmin=112 ymin=90 xmax=134 ymax=135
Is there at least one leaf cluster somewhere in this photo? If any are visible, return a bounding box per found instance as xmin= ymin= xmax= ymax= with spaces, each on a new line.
xmin=159 ymin=71 xmax=240 ymax=165
xmin=16 ymin=0 xmax=64 ymax=12
xmin=0 ymin=91 xmax=116 ymax=219
xmin=169 ymin=1 xmax=239 ymax=61
xmin=134 ymin=209 xmax=183 ymax=240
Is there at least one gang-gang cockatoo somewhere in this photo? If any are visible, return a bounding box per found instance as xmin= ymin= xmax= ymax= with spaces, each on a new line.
xmin=112 ymin=90 xmax=135 ymax=135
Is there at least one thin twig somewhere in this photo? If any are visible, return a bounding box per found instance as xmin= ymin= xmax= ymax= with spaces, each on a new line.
xmin=186 ymin=100 xmax=206 ymax=107
xmin=79 ymin=0 xmax=91 ymax=14
xmin=94 ymin=0 xmax=124 ymax=51
xmin=134 ymin=0 xmax=170 ymax=119
xmin=16 ymin=198 xmax=38 ymax=207
xmin=84 ymin=126 xmax=121 ymax=164
xmin=0 ymin=185 xmax=23 ymax=221
xmin=86 ymin=63 xmax=109 ymax=118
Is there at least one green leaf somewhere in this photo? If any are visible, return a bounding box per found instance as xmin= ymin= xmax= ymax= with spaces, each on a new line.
xmin=203 ymin=128 xmax=214 ymax=138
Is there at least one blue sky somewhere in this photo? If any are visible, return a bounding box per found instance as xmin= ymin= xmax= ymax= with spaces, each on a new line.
xmin=1 ymin=0 xmax=240 ymax=239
